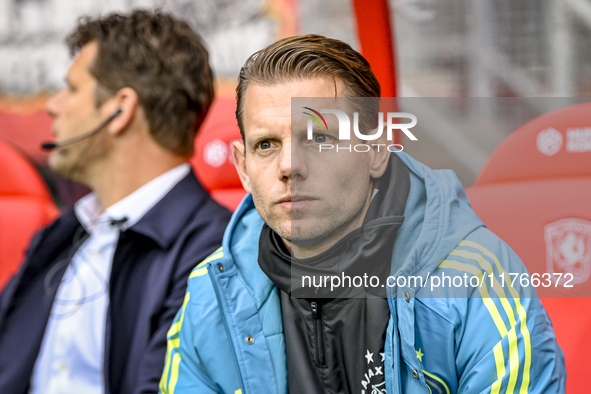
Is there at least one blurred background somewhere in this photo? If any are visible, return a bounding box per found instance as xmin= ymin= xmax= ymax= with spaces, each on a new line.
xmin=1 ymin=0 xmax=590 ymax=206
xmin=1 ymin=1 xmax=590 ymax=391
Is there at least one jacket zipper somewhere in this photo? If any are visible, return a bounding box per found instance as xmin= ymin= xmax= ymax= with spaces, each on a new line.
xmin=209 ymin=266 xmax=246 ymax=392
xmin=310 ymin=301 xmax=326 ymax=366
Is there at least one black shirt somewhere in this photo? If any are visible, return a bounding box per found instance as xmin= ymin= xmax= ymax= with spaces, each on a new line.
xmin=258 ymin=154 xmax=410 ymax=393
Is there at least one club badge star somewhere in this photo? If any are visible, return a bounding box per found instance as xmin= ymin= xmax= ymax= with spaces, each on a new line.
xmin=365 ymin=349 xmax=374 ymax=364
xmin=416 ymin=348 xmax=424 ymax=362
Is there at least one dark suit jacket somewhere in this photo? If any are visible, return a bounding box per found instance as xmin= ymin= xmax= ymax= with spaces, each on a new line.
xmin=0 ymin=170 xmax=231 ymax=394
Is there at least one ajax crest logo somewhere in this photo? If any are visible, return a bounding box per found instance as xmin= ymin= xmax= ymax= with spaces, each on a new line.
xmin=544 ymin=218 xmax=591 ymax=285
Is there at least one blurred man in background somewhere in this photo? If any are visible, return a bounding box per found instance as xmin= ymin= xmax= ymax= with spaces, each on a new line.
xmin=161 ymin=35 xmax=565 ymax=393
xmin=0 ymin=10 xmax=230 ymax=394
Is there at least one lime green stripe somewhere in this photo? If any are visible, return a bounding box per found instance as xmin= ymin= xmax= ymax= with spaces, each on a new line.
xmin=450 ymin=247 xmax=523 ymax=393
xmin=167 ymin=292 xmax=191 ymax=338
xmin=460 ymin=240 xmax=531 ymax=394
xmin=491 ymin=341 xmax=506 ymax=394
xmin=438 ymin=260 xmax=508 ymax=336
xmin=437 ymin=259 xmax=512 ymax=393
xmin=159 ymin=341 xmax=172 ymax=393
xmin=507 ymin=326 xmax=520 ymax=393
xmin=161 ymin=291 xmax=191 ymax=392
xmin=450 ymin=249 xmax=517 ymax=326
xmin=168 ymin=353 xmax=182 ymax=394
xmin=422 ymin=369 xmax=450 ymax=394
xmin=189 ymin=267 xmax=208 ymax=278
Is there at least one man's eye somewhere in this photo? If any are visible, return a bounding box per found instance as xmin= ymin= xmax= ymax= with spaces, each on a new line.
xmin=259 ymin=141 xmax=272 ymax=150
xmin=314 ymin=134 xmax=328 ymax=143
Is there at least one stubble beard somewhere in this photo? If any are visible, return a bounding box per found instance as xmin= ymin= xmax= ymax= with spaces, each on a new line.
xmin=262 ymin=204 xmax=353 ymax=251
xmin=252 ymin=186 xmax=370 ymax=253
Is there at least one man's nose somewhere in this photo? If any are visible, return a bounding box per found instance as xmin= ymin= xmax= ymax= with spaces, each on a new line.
xmin=278 ymin=141 xmax=307 ymax=181
xmin=45 ymin=89 xmax=65 ymax=118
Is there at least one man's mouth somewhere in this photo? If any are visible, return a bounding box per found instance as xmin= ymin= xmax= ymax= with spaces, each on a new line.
xmin=277 ymin=196 xmax=317 ymax=209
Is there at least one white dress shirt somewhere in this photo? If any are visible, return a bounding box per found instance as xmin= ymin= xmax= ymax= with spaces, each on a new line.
xmin=29 ymin=163 xmax=190 ymax=394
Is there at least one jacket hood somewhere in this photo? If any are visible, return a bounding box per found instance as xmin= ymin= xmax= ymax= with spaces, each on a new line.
xmin=390 ymin=152 xmax=485 ymax=297
xmin=221 ymin=152 xmax=484 ymax=303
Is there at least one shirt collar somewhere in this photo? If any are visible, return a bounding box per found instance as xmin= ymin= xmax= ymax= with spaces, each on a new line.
xmin=74 ymin=163 xmax=191 ymax=233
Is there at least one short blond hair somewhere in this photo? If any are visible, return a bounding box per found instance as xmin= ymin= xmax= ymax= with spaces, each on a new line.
xmin=235 ymin=34 xmax=381 ymax=140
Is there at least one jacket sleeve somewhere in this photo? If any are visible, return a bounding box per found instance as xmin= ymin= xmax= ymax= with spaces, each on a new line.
xmin=450 ymin=238 xmax=566 ymax=393
xmin=159 ymin=271 xmax=219 ymax=394
xmin=0 ymin=276 xmax=17 ymax=317
xmin=0 ymin=225 xmax=48 ymax=321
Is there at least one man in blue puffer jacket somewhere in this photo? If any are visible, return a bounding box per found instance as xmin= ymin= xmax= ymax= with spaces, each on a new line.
xmin=160 ymin=35 xmax=566 ymax=394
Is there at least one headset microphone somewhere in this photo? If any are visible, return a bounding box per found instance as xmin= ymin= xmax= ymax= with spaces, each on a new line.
xmin=42 ymin=108 xmax=123 ymax=150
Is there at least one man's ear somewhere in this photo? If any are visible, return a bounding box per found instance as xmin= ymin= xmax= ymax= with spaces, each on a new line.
xmin=369 ymin=130 xmax=391 ymax=178
xmin=105 ymin=87 xmax=139 ymax=136
xmin=232 ymin=140 xmax=252 ymax=194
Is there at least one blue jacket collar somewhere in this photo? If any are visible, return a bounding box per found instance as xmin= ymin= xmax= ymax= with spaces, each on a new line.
xmin=222 ymin=153 xmax=485 ymax=303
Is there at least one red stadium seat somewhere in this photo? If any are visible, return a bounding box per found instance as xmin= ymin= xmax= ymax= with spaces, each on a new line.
xmin=466 ymin=102 xmax=591 ymax=393
xmin=190 ymin=97 xmax=246 ymax=211
xmin=0 ymin=139 xmax=59 ymax=289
